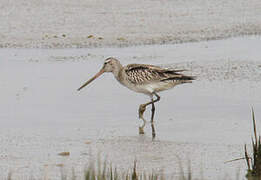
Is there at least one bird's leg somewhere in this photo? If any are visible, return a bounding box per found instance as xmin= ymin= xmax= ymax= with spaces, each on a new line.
xmin=150 ymin=93 xmax=160 ymax=123
xmin=151 ymin=100 xmax=156 ymax=139
xmin=138 ymin=104 xmax=146 ymax=134
xmin=150 ymin=93 xmax=160 ymax=139
xmin=138 ymin=93 xmax=161 ymax=136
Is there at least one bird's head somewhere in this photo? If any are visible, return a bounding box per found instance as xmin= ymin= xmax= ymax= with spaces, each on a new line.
xmin=102 ymin=57 xmax=120 ymax=72
xmin=77 ymin=57 xmax=120 ymax=91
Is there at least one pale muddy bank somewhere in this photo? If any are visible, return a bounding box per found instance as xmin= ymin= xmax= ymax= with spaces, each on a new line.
xmin=1 ymin=0 xmax=261 ymax=48
xmin=0 ymin=36 xmax=261 ymax=179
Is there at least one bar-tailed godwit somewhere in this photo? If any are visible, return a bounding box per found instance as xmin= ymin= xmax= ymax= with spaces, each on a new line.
xmin=78 ymin=57 xmax=195 ymax=139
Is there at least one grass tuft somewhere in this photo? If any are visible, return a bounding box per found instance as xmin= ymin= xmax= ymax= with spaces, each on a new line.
xmin=245 ymin=107 xmax=261 ymax=179
xmin=83 ymin=159 xmax=168 ymax=180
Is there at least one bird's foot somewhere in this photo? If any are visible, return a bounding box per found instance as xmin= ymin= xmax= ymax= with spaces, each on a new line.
xmin=139 ymin=104 xmax=146 ymax=118
xmin=139 ymin=127 xmax=145 ymax=134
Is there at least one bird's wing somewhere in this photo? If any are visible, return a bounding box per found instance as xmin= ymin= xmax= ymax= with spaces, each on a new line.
xmin=125 ymin=64 xmax=186 ymax=73
xmin=124 ymin=64 xmax=194 ymax=84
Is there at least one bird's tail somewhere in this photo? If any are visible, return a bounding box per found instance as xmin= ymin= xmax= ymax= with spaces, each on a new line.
xmin=161 ymin=74 xmax=196 ymax=83
xmin=180 ymin=75 xmax=196 ymax=83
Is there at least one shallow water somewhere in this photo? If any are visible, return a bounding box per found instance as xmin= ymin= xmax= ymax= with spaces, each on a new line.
xmin=0 ymin=36 xmax=261 ymax=179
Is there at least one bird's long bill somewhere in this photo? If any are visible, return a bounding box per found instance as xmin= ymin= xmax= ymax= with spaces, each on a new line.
xmin=77 ymin=69 xmax=104 ymax=91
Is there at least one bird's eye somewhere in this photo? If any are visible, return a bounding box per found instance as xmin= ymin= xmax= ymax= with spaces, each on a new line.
xmin=104 ymin=60 xmax=111 ymax=65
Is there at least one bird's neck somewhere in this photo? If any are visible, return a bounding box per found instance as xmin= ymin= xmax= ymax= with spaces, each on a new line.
xmin=112 ymin=63 xmax=123 ymax=82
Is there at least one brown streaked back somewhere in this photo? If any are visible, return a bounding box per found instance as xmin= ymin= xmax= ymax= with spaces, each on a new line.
xmin=124 ymin=64 xmax=195 ymax=85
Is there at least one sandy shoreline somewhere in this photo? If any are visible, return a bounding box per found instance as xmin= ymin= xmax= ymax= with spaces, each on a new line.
xmin=1 ymin=0 xmax=261 ymax=48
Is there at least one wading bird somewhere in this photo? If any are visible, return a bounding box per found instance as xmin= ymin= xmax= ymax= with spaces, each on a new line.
xmin=78 ymin=57 xmax=195 ymax=139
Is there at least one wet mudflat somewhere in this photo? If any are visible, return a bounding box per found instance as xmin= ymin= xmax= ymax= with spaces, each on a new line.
xmin=0 ymin=36 xmax=261 ymax=179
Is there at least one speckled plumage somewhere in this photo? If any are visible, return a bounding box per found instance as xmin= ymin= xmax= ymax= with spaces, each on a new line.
xmin=124 ymin=63 xmax=193 ymax=85
xmin=116 ymin=62 xmax=195 ymax=95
